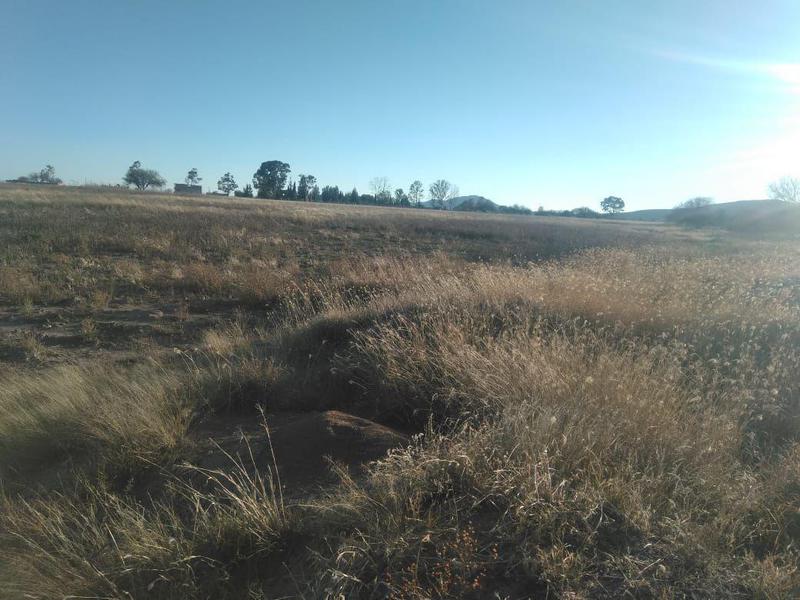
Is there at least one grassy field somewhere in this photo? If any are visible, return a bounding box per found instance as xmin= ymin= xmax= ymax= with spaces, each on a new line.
xmin=1 ymin=184 xmax=799 ymax=599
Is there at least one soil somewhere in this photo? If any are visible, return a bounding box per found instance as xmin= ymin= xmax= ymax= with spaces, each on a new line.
xmin=0 ymin=300 xmax=237 ymax=367
xmin=192 ymin=410 xmax=408 ymax=494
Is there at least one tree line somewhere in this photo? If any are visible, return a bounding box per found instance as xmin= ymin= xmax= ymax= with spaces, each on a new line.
xmin=8 ymin=165 xmax=62 ymax=185
xmin=122 ymin=158 xmax=507 ymax=211
xmin=10 ymin=163 xmax=800 ymax=210
xmin=246 ymin=160 xmax=465 ymax=209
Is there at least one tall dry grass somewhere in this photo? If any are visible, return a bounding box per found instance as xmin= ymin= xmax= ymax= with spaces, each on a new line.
xmin=0 ymin=365 xmax=191 ymax=482
xmin=0 ymin=457 xmax=290 ymax=599
xmin=0 ymin=186 xmax=798 ymax=598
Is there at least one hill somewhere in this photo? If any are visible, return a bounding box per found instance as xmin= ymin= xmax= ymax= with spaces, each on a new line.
xmin=448 ymin=194 xmax=498 ymax=211
xmin=667 ymin=199 xmax=800 ymax=234
xmin=601 ymin=200 xmax=800 ymax=235
xmin=421 ymin=195 xmax=531 ymax=214
xmin=421 ymin=195 xmax=497 ymax=211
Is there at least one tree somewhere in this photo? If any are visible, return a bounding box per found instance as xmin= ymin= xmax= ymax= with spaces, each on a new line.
xmin=38 ymin=164 xmax=61 ymax=184
xmin=429 ymin=179 xmax=457 ymax=209
xmin=768 ymin=177 xmax=800 ymax=203
xmin=185 ymin=168 xmax=202 ymax=186
xmin=123 ymin=161 xmax=165 ymax=190
xmin=571 ymin=206 xmax=600 ymax=218
xmin=252 ymin=160 xmax=290 ymax=199
xmin=394 ymin=188 xmax=409 ymax=206
xmin=282 ymin=179 xmax=297 ymax=200
xmin=234 ymin=184 xmax=254 ymax=198
xmin=321 ymin=185 xmax=343 ymax=203
xmin=370 ymin=176 xmax=390 ymax=195
xmin=502 ymin=204 xmax=533 ymax=215
xmin=675 ymin=197 xmax=713 ymax=209
xmin=348 ymin=188 xmax=360 ymax=204
xmin=216 ymin=172 xmax=238 ymax=195
xmin=408 ymin=180 xmax=424 ymax=207
xmin=370 ymin=177 xmax=391 ymax=204
xmin=600 ymin=196 xmax=625 ymax=214
xmin=17 ymin=164 xmax=62 ymax=184
xmin=297 ymin=174 xmax=317 ymax=201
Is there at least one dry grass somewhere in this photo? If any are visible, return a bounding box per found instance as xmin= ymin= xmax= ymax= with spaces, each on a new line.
xmin=0 ymin=184 xmax=701 ymax=311
xmin=0 ymin=365 xmax=192 ymax=483
xmin=0 ymin=184 xmax=798 ymax=598
xmin=0 ymin=456 xmax=289 ymax=599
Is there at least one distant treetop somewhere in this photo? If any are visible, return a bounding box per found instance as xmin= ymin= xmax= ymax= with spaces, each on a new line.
xmin=185 ymin=168 xmax=202 ymax=186
xmin=217 ymin=172 xmax=238 ymax=195
xmin=123 ymin=161 xmax=165 ymax=190
xmin=252 ymin=161 xmax=291 ymax=199
xmin=675 ymin=197 xmax=714 ymax=209
xmin=15 ymin=164 xmax=62 ymax=185
xmin=429 ymin=179 xmax=458 ymax=209
xmin=600 ymin=196 xmax=625 ymax=214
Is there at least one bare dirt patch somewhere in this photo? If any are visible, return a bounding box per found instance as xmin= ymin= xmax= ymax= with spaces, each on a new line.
xmin=193 ymin=410 xmax=408 ymax=493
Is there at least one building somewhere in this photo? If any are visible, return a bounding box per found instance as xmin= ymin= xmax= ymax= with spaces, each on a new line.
xmin=174 ymin=183 xmax=202 ymax=195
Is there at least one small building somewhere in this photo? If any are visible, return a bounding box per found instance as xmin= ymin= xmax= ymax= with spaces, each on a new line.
xmin=174 ymin=183 xmax=202 ymax=195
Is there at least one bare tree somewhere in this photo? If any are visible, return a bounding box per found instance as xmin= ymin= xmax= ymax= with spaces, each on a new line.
xmin=369 ymin=176 xmax=390 ymax=195
xmin=369 ymin=176 xmax=392 ymax=204
xmin=769 ymin=177 xmax=800 ymax=203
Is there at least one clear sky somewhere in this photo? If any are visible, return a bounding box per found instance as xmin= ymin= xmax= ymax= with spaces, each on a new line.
xmin=1 ymin=1 xmax=799 ymax=210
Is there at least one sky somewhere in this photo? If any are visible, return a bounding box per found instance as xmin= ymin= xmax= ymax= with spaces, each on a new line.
xmin=1 ymin=0 xmax=799 ymax=211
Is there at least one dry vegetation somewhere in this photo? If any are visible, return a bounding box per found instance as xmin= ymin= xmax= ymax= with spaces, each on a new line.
xmin=0 ymin=184 xmax=798 ymax=598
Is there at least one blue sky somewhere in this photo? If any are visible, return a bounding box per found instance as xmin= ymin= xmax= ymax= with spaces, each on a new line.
xmin=1 ymin=1 xmax=798 ymax=210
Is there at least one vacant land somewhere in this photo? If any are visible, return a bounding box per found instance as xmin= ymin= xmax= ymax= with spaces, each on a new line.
xmin=0 ymin=184 xmax=798 ymax=599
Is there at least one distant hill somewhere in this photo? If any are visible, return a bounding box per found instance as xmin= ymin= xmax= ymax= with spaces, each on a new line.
xmin=421 ymin=195 xmax=497 ymax=211
xmin=667 ymin=199 xmax=800 ymax=235
xmin=449 ymin=195 xmax=498 ymax=212
xmin=421 ymin=195 xmax=531 ymax=214
xmin=598 ymin=200 xmax=800 ymax=235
